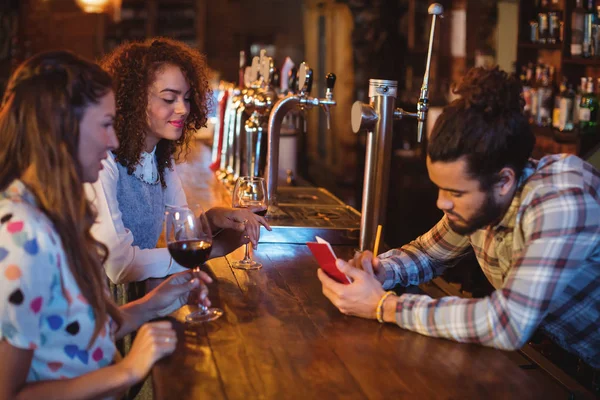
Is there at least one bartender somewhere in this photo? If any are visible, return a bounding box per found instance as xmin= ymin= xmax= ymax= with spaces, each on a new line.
xmin=318 ymin=66 xmax=600 ymax=369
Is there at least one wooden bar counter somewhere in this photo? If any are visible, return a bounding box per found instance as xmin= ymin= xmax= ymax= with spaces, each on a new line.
xmin=151 ymin=141 xmax=571 ymax=399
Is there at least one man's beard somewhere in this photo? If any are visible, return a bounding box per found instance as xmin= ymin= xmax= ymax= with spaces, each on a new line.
xmin=446 ymin=191 xmax=505 ymax=235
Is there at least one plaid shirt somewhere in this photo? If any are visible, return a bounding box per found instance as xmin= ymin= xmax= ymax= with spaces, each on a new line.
xmin=379 ymin=154 xmax=600 ymax=368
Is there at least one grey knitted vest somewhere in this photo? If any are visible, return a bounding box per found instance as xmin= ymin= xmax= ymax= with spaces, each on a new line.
xmin=115 ymin=159 xmax=165 ymax=249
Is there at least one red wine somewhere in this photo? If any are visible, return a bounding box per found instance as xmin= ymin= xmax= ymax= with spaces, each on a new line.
xmin=168 ymin=240 xmax=212 ymax=269
xmin=254 ymin=208 xmax=268 ymax=217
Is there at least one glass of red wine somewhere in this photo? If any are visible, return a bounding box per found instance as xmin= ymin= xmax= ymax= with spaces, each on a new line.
xmin=165 ymin=205 xmax=223 ymax=323
xmin=231 ymin=176 xmax=268 ymax=270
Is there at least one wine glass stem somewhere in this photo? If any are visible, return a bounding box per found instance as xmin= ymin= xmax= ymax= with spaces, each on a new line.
xmin=243 ymin=243 xmax=252 ymax=262
xmin=193 ymin=266 xmax=209 ymax=315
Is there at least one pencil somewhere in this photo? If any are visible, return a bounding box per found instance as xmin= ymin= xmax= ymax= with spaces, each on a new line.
xmin=373 ymin=224 xmax=382 ymax=255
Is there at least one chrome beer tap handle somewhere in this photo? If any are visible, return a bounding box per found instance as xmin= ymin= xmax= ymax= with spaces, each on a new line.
xmin=325 ymin=73 xmax=336 ymax=101
xmin=417 ymin=3 xmax=444 ymax=142
xmin=297 ymin=62 xmax=313 ymax=98
xmin=320 ymin=73 xmax=337 ymax=129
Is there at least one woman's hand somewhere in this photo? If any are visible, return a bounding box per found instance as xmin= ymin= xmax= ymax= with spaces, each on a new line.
xmin=206 ymin=206 xmax=271 ymax=249
xmin=144 ymin=270 xmax=212 ymax=318
xmin=119 ymin=321 xmax=177 ymax=382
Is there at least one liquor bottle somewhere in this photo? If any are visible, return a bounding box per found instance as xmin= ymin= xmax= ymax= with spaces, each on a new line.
xmin=573 ymin=77 xmax=587 ymax=126
xmin=530 ymin=65 xmax=543 ymax=124
xmin=583 ymin=5 xmax=596 ymax=57
xmin=579 ymin=78 xmax=598 ymax=135
xmin=559 ymin=82 xmax=576 ymax=132
xmin=539 ymin=13 xmax=549 ymax=44
xmin=536 ymin=67 xmax=554 ymax=127
xmin=552 ymin=78 xmax=567 ymax=129
xmin=572 ymin=0 xmax=586 ymax=57
xmin=548 ymin=12 xmax=561 ymax=44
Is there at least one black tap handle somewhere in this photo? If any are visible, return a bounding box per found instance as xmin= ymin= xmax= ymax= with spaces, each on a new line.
xmin=305 ymin=69 xmax=313 ymax=94
xmin=288 ymin=67 xmax=298 ymax=94
xmin=326 ymin=73 xmax=336 ymax=90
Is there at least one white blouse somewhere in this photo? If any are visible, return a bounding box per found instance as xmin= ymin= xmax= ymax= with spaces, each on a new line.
xmin=85 ymin=151 xmax=188 ymax=284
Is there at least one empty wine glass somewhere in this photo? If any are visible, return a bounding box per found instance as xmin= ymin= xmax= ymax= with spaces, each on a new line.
xmin=165 ymin=205 xmax=223 ymax=323
xmin=231 ymin=176 xmax=268 ymax=270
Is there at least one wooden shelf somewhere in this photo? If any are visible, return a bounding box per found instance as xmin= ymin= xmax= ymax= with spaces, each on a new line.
xmin=562 ymin=57 xmax=600 ymax=66
xmin=518 ymin=42 xmax=563 ymax=50
xmin=531 ymin=124 xmax=578 ymax=142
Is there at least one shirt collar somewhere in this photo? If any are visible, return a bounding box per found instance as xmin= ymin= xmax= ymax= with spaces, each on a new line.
xmin=134 ymin=146 xmax=159 ymax=184
xmin=493 ymin=159 xmax=537 ymax=230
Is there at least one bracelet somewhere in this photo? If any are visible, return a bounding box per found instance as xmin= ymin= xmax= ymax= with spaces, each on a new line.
xmin=376 ymin=291 xmax=396 ymax=323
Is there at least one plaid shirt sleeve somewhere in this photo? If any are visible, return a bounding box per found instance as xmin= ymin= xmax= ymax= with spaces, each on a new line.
xmin=378 ymin=216 xmax=471 ymax=290
xmin=388 ymin=185 xmax=599 ymax=350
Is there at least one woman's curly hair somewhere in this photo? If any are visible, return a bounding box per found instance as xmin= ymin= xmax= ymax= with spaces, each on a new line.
xmin=100 ymin=37 xmax=211 ymax=187
xmin=428 ymin=66 xmax=535 ymax=189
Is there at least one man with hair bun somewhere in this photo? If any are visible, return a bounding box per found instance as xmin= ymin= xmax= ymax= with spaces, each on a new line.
xmin=318 ymin=66 xmax=600 ymax=369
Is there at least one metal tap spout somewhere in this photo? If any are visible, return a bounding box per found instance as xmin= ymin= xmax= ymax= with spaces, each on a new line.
xmin=266 ymin=95 xmax=301 ymax=205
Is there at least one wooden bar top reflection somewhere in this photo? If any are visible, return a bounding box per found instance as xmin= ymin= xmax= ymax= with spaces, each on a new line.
xmin=151 ymin=141 xmax=569 ymax=400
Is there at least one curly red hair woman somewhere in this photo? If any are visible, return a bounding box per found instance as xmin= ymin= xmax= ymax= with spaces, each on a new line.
xmin=88 ymin=38 xmax=270 ymax=286
xmin=102 ymin=37 xmax=210 ymax=185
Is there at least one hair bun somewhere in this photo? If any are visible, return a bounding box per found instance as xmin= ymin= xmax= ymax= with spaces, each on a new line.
xmin=453 ymin=66 xmax=523 ymax=117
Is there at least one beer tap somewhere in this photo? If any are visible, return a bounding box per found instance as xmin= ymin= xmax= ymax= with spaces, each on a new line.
xmin=230 ymin=56 xmax=261 ymax=184
xmin=243 ymin=53 xmax=277 ymax=178
xmin=351 ymin=3 xmax=443 ymax=251
xmin=266 ymin=62 xmax=337 ymax=207
xmin=218 ymin=60 xmax=257 ymax=186
xmin=209 ymin=81 xmax=233 ymax=172
xmin=216 ymin=84 xmax=238 ymax=181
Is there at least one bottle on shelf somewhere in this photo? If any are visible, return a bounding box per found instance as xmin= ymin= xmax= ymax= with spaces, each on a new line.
xmin=573 ymin=77 xmax=587 ymax=127
xmin=594 ymin=6 xmax=600 ymax=56
xmin=583 ymin=2 xmax=596 ymax=57
xmin=578 ymin=77 xmax=598 ymax=135
xmin=559 ymin=80 xmax=576 ymax=132
xmin=536 ymin=66 xmax=554 ymax=127
xmin=572 ymin=0 xmax=586 ymax=57
xmin=552 ymin=78 xmax=567 ymax=129
xmin=538 ymin=12 xmax=549 ymax=44
xmin=530 ymin=64 xmax=543 ymax=124
xmin=547 ymin=12 xmax=562 ymax=44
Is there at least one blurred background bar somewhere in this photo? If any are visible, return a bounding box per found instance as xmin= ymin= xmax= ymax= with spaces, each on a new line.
xmin=1 ymin=0 xmax=598 ymax=395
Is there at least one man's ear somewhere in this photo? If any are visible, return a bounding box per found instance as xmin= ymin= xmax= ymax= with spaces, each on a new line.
xmin=496 ymin=167 xmax=516 ymax=196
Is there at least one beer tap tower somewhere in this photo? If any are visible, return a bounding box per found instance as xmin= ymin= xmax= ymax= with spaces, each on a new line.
xmin=217 ymin=56 xmax=260 ymax=186
xmin=351 ymin=3 xmax=443 ymax=251
xmin=266 ymin=63 xmax=336 ymax=207
xmin=244 ymin=52 xmax=278 ymax=179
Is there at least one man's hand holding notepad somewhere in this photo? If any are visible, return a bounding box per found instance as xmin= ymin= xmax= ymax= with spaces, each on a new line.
xmin=306 ymin=236 xmax=352 ymax=284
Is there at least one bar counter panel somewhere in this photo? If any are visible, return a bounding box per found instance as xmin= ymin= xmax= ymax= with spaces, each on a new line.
xmin=151 ymin=142 xmax=570 ymax=399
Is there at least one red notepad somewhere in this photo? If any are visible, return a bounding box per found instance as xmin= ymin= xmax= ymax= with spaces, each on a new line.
xmin=307 ymin=236 xmax=352 ymax=284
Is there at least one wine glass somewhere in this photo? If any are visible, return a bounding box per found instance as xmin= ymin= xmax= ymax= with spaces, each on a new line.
xmin=165 ymin=205 xmax=223 ymax=323
xmin=231 ymin=176 xmax=268 ymax=270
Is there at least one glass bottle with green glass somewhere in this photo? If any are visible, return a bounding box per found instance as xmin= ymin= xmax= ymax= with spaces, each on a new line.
xmin=579 ymin=77 xmax=599 ymax=136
